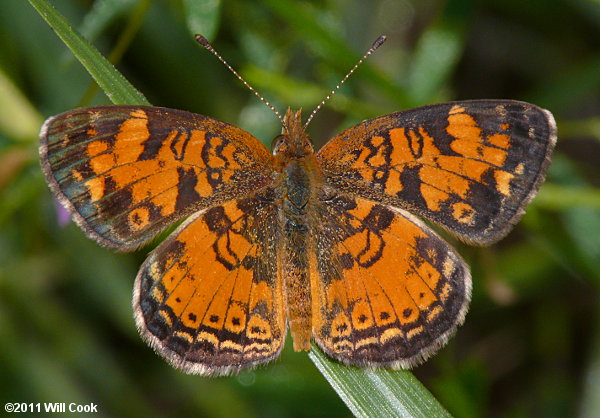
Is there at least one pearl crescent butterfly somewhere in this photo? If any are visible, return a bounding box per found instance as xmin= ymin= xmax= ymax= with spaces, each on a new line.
xmin=39 ymin=36 xmax=556 ymax=375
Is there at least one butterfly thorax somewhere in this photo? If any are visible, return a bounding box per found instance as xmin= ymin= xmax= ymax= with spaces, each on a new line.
xmin=272 ymin=109 xmax=320 ymax=351
xmin=273 ymin=109 xmax=320 ymax=220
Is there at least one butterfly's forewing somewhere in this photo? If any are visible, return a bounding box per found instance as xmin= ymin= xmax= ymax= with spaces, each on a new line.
xmin=311 ymin=192 xmax=470 ymax=368
xmin=133 ymin=188 xmax=285 ymax=376
xmin=317 ymin=100 xmax=556 ymax=245
xmin=40 ymin=106 xmax=274 ymax=250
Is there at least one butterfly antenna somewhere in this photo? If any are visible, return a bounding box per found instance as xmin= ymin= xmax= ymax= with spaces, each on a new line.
xmin=195 ymin=34 xmax=284 ymax=124
xmin=303 ymin=35 xmax=387 ymax=129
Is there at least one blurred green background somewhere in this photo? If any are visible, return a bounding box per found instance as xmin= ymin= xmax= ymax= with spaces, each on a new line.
xmin=1 ymin=0 xmax=600 ymax=416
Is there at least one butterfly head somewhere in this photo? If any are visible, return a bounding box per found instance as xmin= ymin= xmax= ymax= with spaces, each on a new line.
xmin=272 ymin=108 xmax=314 ymax=158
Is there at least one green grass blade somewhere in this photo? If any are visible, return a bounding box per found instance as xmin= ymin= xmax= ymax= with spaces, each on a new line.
xmin=309 ymin=345 xmax=451 ymax=418
xmin=27 ymin=0 xmax=149 ymax=106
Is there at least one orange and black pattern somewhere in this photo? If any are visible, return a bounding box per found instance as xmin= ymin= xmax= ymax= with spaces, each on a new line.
xmin=312 ymin=192 xmax=470 ymax=368
xmin=40 ymin=100 xmax=556 ymax=375
xmin=40 ymin=106 xmax=273 ymax=250
xmin=134 ymin=188 xmax=284 ymax=375
xmin=318 ymin=100 xmax=555 ymax=245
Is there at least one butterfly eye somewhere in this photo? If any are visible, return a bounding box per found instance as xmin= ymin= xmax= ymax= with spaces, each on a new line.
xmin=271 ymin=134 xmax=288 ymax=153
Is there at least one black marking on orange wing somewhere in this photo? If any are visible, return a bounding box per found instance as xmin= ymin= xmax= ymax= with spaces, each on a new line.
xmin=317 ymin=100 xmax=556 ymax=245
xmin=39 ymin=105 xmax=274 ymax=250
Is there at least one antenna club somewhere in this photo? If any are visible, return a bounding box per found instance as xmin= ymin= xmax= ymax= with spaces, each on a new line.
xmin=372 ymin=35 xmax=387 ymax=50
xmin=195 ymin=34 xmax=212 ymax=50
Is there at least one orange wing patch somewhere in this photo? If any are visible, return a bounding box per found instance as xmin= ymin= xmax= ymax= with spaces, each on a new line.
xmin=317 ymin=100 xmax=556 ymax=245
xmin=40 ymin=106 xmax=274 ymax=250
xmin=312 ymin=192 xmax=470 ymax=368
xmin=133 ymin=190 xmax=284 ymax=376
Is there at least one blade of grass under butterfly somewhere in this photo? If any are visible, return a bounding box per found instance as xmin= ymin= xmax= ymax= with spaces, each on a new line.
xmin=27 ymin=0 xmax=149 ymax=106
xmin=310 ymin=345 xmax=451 ymax=418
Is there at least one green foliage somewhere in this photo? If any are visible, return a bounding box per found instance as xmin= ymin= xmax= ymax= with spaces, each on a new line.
xmin=28 ymin=0 xmax=149 ymax=106
xmin=309 ymin=346 xmax=450 ymax=417
xmin=1 ymin=0 xmax=599 ymax=416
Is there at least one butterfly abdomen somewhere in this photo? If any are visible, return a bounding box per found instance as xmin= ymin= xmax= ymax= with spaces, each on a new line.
xmin=278 ymin=155 xmax=322 ymax=351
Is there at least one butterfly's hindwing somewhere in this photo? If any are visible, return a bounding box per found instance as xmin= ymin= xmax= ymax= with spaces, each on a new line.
xmin=311 ymin=191 xmax=471 ymax=368
xmin=133 ymin=188 xmax=285 ymax=376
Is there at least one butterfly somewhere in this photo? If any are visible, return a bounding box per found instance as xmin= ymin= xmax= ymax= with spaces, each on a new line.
xmin=39 ymin=36 xmax=556 ymax=376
